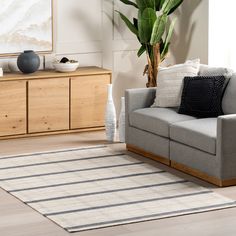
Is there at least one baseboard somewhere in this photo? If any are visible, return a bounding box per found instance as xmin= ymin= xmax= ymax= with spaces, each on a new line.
xmin=126 ymin=144 xmax=170 ymax=166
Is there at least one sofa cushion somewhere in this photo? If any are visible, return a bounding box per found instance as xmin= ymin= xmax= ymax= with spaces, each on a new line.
xmin=129 ymin=108 xmax=196 ymax=138
xmin=222 ymin=73 xmax=236 ymax=114
xmin=170 ymin=118 xmax=217 ymax=154
xmin=178 ymin=75 xmax=228 ymax=118
xmin=199 ymin=64 xmax=233 ymax=77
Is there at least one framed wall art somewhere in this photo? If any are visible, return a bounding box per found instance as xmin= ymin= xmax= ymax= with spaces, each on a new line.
xmin=0 ymin=0 xmax=53 ymax=55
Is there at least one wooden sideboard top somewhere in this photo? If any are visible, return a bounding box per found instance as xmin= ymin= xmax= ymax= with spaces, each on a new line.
xmin=0 ymin=66 xmax=112 ymax=81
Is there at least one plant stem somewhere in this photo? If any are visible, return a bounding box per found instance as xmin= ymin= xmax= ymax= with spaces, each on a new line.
xmin=146 ymin=43 xmax=161 ymax=88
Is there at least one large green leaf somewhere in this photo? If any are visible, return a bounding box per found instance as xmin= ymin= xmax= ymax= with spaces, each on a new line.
xmin=120 ymin=0 xmax=138 ymax=8
xmin=138 ymin=8 xmax=157 ymax=43
xmin=158 ymin=0 xmax=166 ymax=10
xmin=167 ymin=0 xmax=183 ymax=14
xmin=161 ymin=42 xmax=170 ymax=60
xmin=160 ymin=0 xmax=166 ymax=10
xmin=136 ymin=0 xmax=156 ymax=12
xmin=150 ymin=14 xmax=168 ymax=45
xmin=162 ymin=17 xmax=176 ymax=53
xmin=116 ymin=11 xmax=138 ymax=36
xmin=161 ymin=0 xmax=183 ymax=15
xmin=137 ymin=44 xmax=146 ymax=57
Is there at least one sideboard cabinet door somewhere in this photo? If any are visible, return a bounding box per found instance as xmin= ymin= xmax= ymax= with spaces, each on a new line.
xmin=71 ymin=74 xmax=110 ymax=129
xmin=28 ymin=78 xmax=69 ymax=133
xmin=0 ymin=81 xmax=26 ymax=136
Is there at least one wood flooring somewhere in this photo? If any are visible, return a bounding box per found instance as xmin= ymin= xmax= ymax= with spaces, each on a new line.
xmin=0 ymin=131 xmax=236 ymax=236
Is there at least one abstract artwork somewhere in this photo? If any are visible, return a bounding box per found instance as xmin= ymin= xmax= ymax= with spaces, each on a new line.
xmin=0 ymin=0 xmax=53 ymax=55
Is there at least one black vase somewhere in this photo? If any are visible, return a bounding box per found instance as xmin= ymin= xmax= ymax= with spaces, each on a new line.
xmin=17 ymin=50 xmax=40 ymax=74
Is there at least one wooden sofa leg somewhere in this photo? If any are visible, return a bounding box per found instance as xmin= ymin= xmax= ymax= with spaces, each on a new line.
xmin=126 ymin=144 xmax=170 ymax=166
xmin=126 ymin=144 xmax=236 ymax=187
xmin=171 ymin=161 xmax=236 ymax=187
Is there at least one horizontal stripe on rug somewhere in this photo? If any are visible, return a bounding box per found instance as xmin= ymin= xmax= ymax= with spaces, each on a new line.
xmin=0 ymin=162 xmax=143 ymax=181
xmin=66 ymin=202 xmax=236 ymax=232
xmin=1 ymin=163 xmax=160 ymax=192
xmin=0 ymin=145 xmax=107 ymax=160
xmin=26 ymin=179 xmax=188 ymax=203
xmin=9 ymin=170 xmax=165 ymax=192
xmin=0 ymin=153 xmax=126 ymax=170
xmin=45 ymin=190 xmax=212 ymax=216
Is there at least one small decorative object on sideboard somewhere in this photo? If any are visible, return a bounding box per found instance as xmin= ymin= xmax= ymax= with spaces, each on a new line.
xmin=53 ymin=57 xmax=79 ymax=72
xmin=0 ymin=68 xmax=3 ymax=77
xmin=118 ymin=97 xmax=125 ymax=142
xmin=17 ymin=50 xmax=40 ymax=74
xmin=105 ymin=84 xmax=116 ymax=142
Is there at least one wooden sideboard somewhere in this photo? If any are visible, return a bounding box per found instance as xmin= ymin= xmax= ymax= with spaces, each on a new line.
xmin=0 ymin=66 xmax=112 ymax=139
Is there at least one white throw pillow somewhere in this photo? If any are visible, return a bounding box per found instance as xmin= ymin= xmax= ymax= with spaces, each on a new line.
xmin=152 ymin=59 xmax=200 ymax=108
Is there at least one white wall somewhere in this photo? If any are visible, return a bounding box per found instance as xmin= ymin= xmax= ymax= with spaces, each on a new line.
xmin=208 ymin=0 xmax=236 ymax=69
xmin=55 ymin=0 xmax=147 ymax=114
xmin=170 ymin=0 xmax=209 ymax=65
xmin=53 ymin=0 xmax=103 ymax=67
xmin=0 ymin=0 xmax=209 ymax=115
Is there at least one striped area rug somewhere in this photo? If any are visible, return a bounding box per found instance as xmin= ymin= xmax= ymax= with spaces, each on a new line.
xmin=0 ymin=145 xmax=235 ymax=232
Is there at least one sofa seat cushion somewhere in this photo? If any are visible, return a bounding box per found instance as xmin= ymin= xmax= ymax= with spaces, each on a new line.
xmin=170 ymin=118 xmax=217 ymax=154
xmin=129 ymin=108 xmax=196 ymax=138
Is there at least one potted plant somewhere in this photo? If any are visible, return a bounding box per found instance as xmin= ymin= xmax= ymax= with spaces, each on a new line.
xmin=117 ymin=0 xmax=183 ymax=87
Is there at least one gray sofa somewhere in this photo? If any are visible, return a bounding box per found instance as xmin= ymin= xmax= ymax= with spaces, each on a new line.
xmin=125 ymin=66 xmax=236 ymax=187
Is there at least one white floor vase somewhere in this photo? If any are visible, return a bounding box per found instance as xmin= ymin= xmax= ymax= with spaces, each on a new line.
xmin=105 ymin=84 xmax=116 ymax=142
xmin=118 ymin=96 xmax=125 ymax=142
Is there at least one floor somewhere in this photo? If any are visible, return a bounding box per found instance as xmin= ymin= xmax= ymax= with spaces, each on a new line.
xmin=0 ymin=131 xmax=236 ymax=236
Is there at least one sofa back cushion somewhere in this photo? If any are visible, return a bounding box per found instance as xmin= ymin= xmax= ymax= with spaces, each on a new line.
xmin=199 ymin=64 xmax=232 ymax=76
xmin=222 ymin=73 xmax=236 ymax=114
xmin=199 ymin=64 xmax=236 ymax=114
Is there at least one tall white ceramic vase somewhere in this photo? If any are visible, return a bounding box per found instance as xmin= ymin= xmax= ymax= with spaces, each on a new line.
xmin=105 ymin=84 xmax=116 ymax=142
xmin=118 ymin=97 xmax=125 ymax=143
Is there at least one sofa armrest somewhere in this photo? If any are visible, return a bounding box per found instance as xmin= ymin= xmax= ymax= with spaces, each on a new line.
xmin=125 ymin=88 xmax=156 ymax=114
xmin=217 ymin=114 xmax=236 ymax=179
xmin=125 ymin=88 xmax=156 ymax=143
